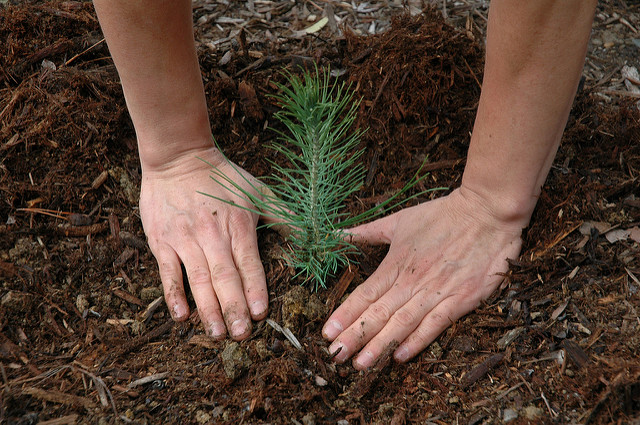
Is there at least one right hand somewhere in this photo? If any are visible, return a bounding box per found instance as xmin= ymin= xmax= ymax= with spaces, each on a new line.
xmin=139 ymin=146 xmax=268 ymax=340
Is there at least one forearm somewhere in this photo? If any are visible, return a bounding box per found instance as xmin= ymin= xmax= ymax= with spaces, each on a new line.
xmin=461 ymin=0 xmax=597 ymax=227
xmin=93 ymin=0 xmax=213 ymax=171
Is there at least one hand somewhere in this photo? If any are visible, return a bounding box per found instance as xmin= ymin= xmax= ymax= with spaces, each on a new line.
xmin=139 ymin=146 xmax=268 ymax=340
xmin=322 ymin=187 xmax=524 ymax=369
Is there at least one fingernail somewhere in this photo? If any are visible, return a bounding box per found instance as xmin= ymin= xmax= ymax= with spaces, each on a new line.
xmin=230 ymin=319 xmax=248 ymax=338
xmin=323 ymin=320 xmax=343 ymax=340
xmin=355 ymin=350 xmax=375 ymax=369
xmin=395 ymin=346 xmax=409 ymax=362
xmin=329 ymin=342 xmax=347 ymax=363
xmin=172 ymin=304 xmax=187 ymax=320
xmin=250 ymin=301 xmax=267 ymax=317
xmin=209 ymin=322 xmax=226 ymax=339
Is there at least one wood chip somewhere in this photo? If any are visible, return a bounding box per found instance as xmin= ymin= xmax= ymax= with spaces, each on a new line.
xmin=561 ymin=340 xmax=589 ymax=369
xmin=461 ymin=353 xmax=504 ymax=387
xmin=128 ymin=372 xmax=170 ymax=388
xmin=551 ymin=298 xmax=570 ymax=321
xmin=496 ymin=327 xmax=526 ymax=349
xmin=189 ymin=334 xmax=218 ymax=349
xmin=112 ymin=287 xmax=144 ymax=307
xmin=36 ymin=414 xmax=79 ymax=425
xmin=22 ymin=387 xmax=97 ymax=410
xmin=351 ymin=340 xmax=399 ymax=399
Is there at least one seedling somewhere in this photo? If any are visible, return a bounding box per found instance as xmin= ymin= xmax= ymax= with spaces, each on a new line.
xmin=202 ymin=67 xmax=444 ymax=290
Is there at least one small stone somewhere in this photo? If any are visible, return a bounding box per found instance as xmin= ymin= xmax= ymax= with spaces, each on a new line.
xmin=503 ymin=408 xmax=518 ymax=423
xmin=140 ymin=286 xmax=163 ymax=303
xmin=76 ymin=294 xmax=89 ymax=313
xmin=565 ymin=369 xmax=575 ymax=377
xmin=337 ymin=420 xmax=349 ymax=425
xmin=449 ymin=396 xmax=459 ymax=404
xmin=302 ymin=413 xmax=316 ymax=425
xmin=195 ymin=409 xmax=211 ymax=424
xmin=221 ymin=341 xmax=252 ymax=380
xmin=524 ymin=405 xmax=543 ymax=420
xmin=314 ymin=375 xmax=328 ymax=386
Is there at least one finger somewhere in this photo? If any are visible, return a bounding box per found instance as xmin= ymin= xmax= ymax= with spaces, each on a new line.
xmin=346 ymin=212 xmax=398 ymax=245
xmin=352 ymin=287 xmax=443 ymax=370
xmin=152 ymin=243 xmax=190 ymax=321
xmin=323 ymin=258 xmax=400 ymax=357
xmin=180 ymin=245 xmax=227 ymax=339
xmin=394 ymin=295 xmax=476 ymax=363
xmin=229 ymin=212 xmax=268 ymax=320
xmin=200 ymin=237 xmax=253 ymax=341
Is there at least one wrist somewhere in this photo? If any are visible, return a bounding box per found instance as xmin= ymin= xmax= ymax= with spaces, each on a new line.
xmin=455 ymin=182 xmax=535 ymax=231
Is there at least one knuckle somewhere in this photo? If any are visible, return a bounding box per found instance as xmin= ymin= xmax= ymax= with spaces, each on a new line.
xmin=229 ymin=210 xmax=254 ymax=230
xmin=210 ymin=263 xmax=240 ymax=283
xmin=356 ymin=283 xmax=381 ymax=304
xmin=186 ymin=267 xmax=212 ymax=288
xmin=392 ymin=307 xmax=417 ymax=328
xmin=368 ymin=302 xmax=393 ymax=323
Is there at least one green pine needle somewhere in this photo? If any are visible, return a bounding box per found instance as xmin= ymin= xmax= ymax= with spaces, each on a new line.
xmin=201 ymin=66 xmax=446 ymax=291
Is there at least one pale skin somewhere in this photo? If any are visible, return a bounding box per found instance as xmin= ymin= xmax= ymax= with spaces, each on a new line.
xmin=93 ymin=0 xmax=597 ymax=367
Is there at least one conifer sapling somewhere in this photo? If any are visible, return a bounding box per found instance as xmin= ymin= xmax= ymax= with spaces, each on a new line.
xmin=201 ymin=67 xmax=443 ymax=291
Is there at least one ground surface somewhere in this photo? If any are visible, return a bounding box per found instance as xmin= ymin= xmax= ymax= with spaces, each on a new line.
xmin=1 ymin=1 xmax=639 ymax=424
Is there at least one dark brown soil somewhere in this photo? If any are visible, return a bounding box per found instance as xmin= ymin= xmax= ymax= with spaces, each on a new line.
xmin=1 ymin=2 xmax=639 ymax=424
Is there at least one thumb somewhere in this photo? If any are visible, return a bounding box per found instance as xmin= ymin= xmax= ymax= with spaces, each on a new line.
xmin=347 ymin=213 xmax=398 ymax=245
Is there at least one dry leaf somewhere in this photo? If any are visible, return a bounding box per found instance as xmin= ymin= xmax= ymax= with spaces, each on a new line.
xmin=304 ymin=16 xmax=328 ymax=34
xmin=579 ymin=221 xmax=612 ymax=235
xmin=628 ymin=226 xmax=640 ymax=243
xmin=605 ymin=228 xmax=630 ymax=243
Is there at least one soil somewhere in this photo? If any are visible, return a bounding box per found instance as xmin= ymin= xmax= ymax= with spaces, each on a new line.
xmin=1 ymin=1 xmax=639 ymax=424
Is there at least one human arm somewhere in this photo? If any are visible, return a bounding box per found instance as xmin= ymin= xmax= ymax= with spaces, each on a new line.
xmin=322 ymin=0 xmax=598 ymax=369
xmin=92 ymin=0 xmax=268 ymax=339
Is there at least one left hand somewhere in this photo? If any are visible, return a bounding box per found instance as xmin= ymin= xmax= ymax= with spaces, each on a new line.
xmin=322 ymin=188 xmax=524 ymax=369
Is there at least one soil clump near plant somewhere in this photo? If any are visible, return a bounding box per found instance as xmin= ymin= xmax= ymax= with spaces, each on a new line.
xmin=1 ymin=1 xmax=639 ymax=424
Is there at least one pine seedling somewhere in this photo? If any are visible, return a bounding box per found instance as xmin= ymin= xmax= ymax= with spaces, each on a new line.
xmin=202 ymin=67 xmax=443 ymax=291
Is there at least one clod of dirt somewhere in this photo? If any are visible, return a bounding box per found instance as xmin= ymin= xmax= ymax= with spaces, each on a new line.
xmin=221 ymin=341 xmax=252 ymax=380
xmin=524 ymin=405 xmax=544 ymax=420
xmin=75 ymin=293 xmax=89 ymax=313
xmin=8 ymin=238 xmax=38 ymax=264
xmin=195 ymin=410 xmax=211 ymax=424
xmin=281 ymin=285 xmax=327 ymax=329
xmin=140 ymin=286 xmax=162 ymax=303
xmin=108 ymin=167 xmax=139 ymax=205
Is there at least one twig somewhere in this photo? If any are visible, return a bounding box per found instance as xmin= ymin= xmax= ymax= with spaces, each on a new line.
xmin=540 ymin=391 xmax=558 ymax=417
xmin=602 ymin=89 xmax=640 ymax=98
xmin=497 ymin=382 xmax=525 ymax=399
xmin=369 ymin=73 xmax=391 ymax=114
xmin=63 ymin=38 xmax=105 ymax=67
